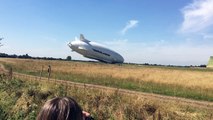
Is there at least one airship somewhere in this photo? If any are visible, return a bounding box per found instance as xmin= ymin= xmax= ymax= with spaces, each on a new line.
xmin=68 ymin=34 xmax=124 ymax=63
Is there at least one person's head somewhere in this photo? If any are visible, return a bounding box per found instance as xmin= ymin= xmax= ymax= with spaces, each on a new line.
xmin=37 ymin=97 xmax=83 ymax=120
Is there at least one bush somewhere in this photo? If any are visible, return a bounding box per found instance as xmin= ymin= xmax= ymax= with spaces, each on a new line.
xmin=27 ymin=88 xmax=36 ymax=97
xmin=37 ymin=91 xmax=52 ymax=100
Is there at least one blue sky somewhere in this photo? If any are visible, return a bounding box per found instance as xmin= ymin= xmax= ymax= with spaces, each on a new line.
xmin=1 ymin=0 xmax=213 ymax=65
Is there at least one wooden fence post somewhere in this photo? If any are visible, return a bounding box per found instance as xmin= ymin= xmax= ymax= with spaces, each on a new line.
xmin=48 ymin=65 xmax=51 ymax=80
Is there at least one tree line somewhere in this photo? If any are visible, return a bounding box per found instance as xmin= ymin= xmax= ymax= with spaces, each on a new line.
xmin=0 ymin=53 xmax=72 ymax=61
xmin=0 ymin=53 xmax=207 ymax=67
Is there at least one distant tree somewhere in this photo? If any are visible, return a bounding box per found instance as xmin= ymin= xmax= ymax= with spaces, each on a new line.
xmin=144 ymin=63 xmax=149 ymax=65
xmin=17 ymin=54 xmax=31 ymax=59
xmin=66 ymin=56 xmax=72 ymax=61
xmin=199 ymin=64 xmax=206 ymax=68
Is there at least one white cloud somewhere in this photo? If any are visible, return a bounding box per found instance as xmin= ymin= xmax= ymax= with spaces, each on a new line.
xmin=121 ymin=20 xmax=139 ymax=35
xmin=179 ymin=0 xmax=213 ymax=33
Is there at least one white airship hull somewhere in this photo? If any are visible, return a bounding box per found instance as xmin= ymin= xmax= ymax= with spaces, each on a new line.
xmin=68 ymin=34 xmax=124 ymax=63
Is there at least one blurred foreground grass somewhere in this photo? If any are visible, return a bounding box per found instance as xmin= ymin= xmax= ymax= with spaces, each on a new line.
xmin=0 ymin=74 xmax=212 ymax=119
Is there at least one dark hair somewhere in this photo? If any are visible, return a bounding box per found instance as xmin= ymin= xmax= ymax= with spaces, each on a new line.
xmin=37 ymin=97 xmax=83 ymax=120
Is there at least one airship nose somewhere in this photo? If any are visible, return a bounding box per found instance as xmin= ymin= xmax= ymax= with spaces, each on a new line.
xmin=68 ymin=42 xmax=72 ymax=47
xmin=68 ymin=42 xmax=74 ymax=49
xmin=68 ymin=42 xmax=75 ymax=50
xmin=69 ymin=41 xmax=79 ymax=50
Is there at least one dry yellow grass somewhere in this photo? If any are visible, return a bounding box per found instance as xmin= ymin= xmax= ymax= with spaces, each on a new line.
xmin=1 ymin=58 xmax=213 ymax=90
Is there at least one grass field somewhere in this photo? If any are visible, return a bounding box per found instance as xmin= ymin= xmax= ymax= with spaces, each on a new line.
xmin=0 ymin=74 xmax=212 ymax=119
xmin=0 ymin=58 xmax=213 ymax=101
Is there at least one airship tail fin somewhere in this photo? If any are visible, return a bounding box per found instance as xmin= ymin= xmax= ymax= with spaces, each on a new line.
xmin=80 ymin=34 xmax=85 ymax=41
xmin=80 ymin=34 xmax=90 ymax=43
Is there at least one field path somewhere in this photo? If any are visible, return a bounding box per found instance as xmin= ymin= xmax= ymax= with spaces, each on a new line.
xmin=0 ymin=64 xmax=213 ymax=110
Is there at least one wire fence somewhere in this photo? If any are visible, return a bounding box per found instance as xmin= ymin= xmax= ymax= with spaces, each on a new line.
xmin=12 ymin=71 xmax=119 ymax=93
